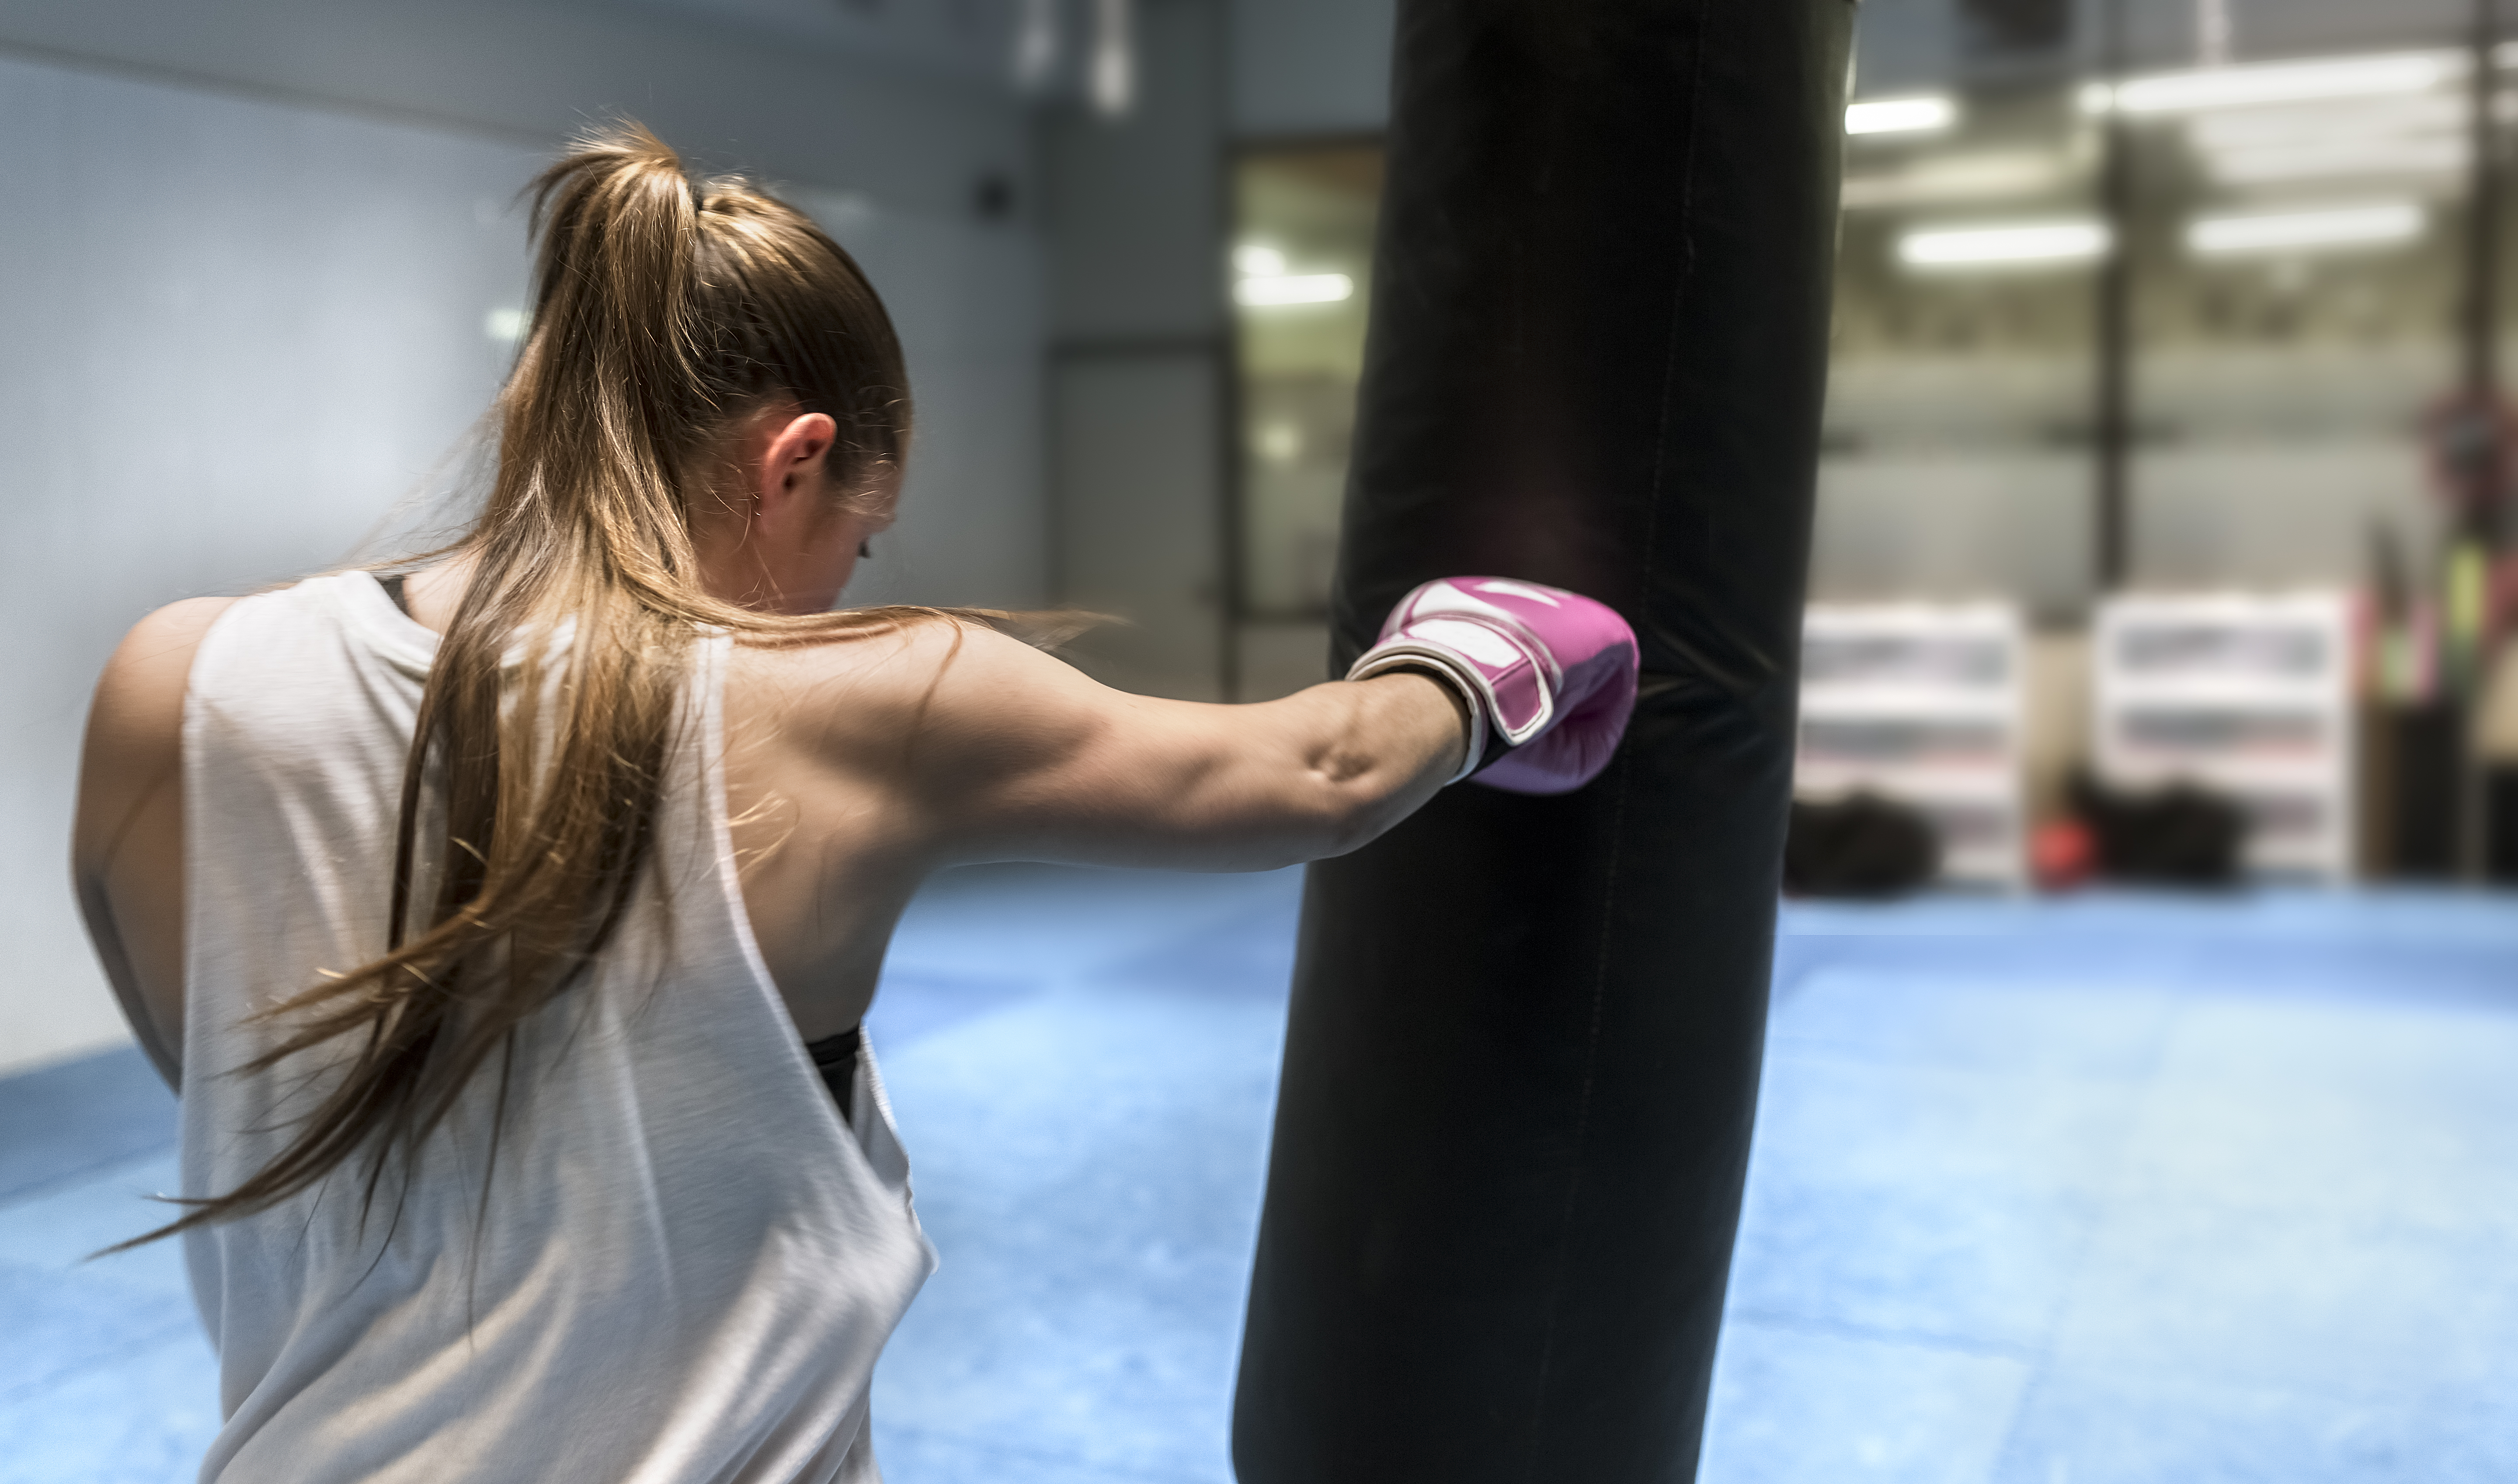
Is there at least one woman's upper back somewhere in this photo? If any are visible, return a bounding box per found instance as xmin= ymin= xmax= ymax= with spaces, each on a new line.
xmin=173 ymin=571 xmax=935 ymax=1482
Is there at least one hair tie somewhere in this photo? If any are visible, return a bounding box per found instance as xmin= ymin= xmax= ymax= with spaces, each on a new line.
xmin=689 ymin=178 xmax=706 ymax=215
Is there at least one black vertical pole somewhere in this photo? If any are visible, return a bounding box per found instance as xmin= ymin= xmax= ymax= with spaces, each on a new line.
xmin=1231 ymin=2 xmax=1852 ymax=1481
xmin=1211 ymin=6 xmax=1246 ymax=705
xmin=2466 ymin=0 xmax=2501 ymax=416
xmin=2457 ymin=0 xmax=2504 ymax=875
xmin=2093 ymin=0 xmax=2134 ymax=595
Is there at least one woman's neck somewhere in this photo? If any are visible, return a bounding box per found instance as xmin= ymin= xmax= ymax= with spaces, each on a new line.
xmin=399 ymin=555 xmax=476 ymax=635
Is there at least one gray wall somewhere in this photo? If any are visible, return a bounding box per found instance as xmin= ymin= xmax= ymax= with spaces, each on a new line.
xmin=803 ymin=188 xmax=1051 ymax=612
xmin=0 ymin=0 xmax=1029 ymax=219
xmin=1038 ymin=0 xmax=1398 ymax=703
xmin=1230 ymin=0 xmax=1393 ymax=139
xmin=1043 ymin=0 xmax=1231 ymax=699
xmin=0 ymin=11 xmax=1046 ymax=1076
xmin=0 ymin=59 xmax=534 ymax=1075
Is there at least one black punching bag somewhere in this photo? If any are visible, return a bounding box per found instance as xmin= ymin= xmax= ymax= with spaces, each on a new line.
xmin=1231 ymin=2 xmax=1850 ymax=1480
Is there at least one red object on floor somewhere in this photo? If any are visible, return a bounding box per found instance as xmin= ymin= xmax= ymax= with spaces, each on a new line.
xmin=2032 ymin=818 xmax=2096 ymax=891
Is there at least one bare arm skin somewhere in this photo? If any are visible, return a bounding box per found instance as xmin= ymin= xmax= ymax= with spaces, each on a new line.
xmin=917 ymin=630 xmax=1467 ymax=869
xmin=767 ymin=620 xmax=1464 ymax=869
xmin=723 ymin=619 xmax=1467 ymax=1040
xmin=72 ymin=597 xmax=237 ymax=1089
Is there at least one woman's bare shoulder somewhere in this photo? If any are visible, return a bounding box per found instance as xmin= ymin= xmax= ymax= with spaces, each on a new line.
xmin=87 ymin=598 xmax=243 ymax=752
xmin=76 ymin=597 xmax=239 ymax=885
xmin=73 ymin=598 xmax=236 ymax=1089
xmin=726 ymin=613 xmax=1089 ymax=758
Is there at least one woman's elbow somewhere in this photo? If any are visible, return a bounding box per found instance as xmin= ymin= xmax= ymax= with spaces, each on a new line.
xmin=1208 ymin=784 xmax=1392 ymax=870
xmin=1308 ymin=780 xmax=1420 ymax=862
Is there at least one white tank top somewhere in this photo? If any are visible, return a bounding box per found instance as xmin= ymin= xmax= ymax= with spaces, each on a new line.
xmin=177 ymin=571 xmax=936 ymax=1484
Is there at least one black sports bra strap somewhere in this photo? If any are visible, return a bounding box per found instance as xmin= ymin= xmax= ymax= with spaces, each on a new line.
xmin=803 ymin=1025 xmax=863 ymax=1128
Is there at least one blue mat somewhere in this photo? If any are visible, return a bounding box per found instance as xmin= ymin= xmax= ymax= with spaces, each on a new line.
xmin=4 ymin=870 xmax=2515 ymax=1482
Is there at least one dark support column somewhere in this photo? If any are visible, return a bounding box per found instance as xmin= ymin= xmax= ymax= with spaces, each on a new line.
xmin=1231 ymin=2 xmax=1851 ymax=1480
xmin=2093 ymin=0 xmax=2134 ymax=595
xmin=2457 ymin=0 xmax=2505 ymax=876
xmin=2464 ymin=0 xmax=2502 ymax=418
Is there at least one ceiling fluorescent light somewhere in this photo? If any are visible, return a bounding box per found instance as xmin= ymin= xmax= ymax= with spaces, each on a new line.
xmin=1090 ymin=0 xmax=1134 ymax=117
xmin=1840 ymin=151 xmax=2070 ymax=209
xmin=1847 ymin=96 xmax=1958 ymax=135
xmin=2090 ymin=51 xmax=2456 ymax=115
xmin=1899 ymin=221 xmax=2112 ymax=269
xmin=1013 ymin=0 xmax=1058 ymax=87
xmin=2188 ymin=202 xmax=2424 ymax=255
xmin=2205 ymin=137 xmax=2466 ymax=185
xmin=1236 ymin=273 xmax=1355 ymax=306
xmin=1234 ymin=244 xmax=1287 ymax=276
xmin=2185 ymin=92 xmax=2458 ymax=148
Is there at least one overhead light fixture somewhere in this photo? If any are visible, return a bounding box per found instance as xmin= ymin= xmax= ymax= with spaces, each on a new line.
xmin=1898 ymin=221 xmax=2112 ymax=270
xmin=2187 ymin=201 xmax=2425 ymax=256
xmin=2086 ymin=50 xmax=2457 ymax=115
xmin=1233 ymin=244 xmax=1287 ymax=277
xmin=2205 ymin=137 xmax=2466 ymax=185
xmin=2195 ymin=0 xmax=2233 ymax=68
xmin=1012 ymin=0 xmax=1058 ymax=88
xmin=1090 ymin=0 xmax=1134 ymax=117
xmin=2186 ymin=91 xmax=2458 ymax=147
xmin=1840 ymin=151 xmax=2072 ymax=209
xmin=1236 ymin=273 xmax=1355 ymax=306
xmin=2183 ymin=93 xmax=2465 ymax=185
xmin=1846 ymin=96 xmax=1958 ymax=136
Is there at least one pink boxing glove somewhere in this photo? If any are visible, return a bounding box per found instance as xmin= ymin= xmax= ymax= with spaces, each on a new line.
xmin=1346 ymin=576 xmax=1641 ymax=796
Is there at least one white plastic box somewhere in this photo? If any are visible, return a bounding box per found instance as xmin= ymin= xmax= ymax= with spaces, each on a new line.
xmin=1797 ymin=603 xmax=2028 ymax=886
xmin=2090 ymin=592 xmax=2357 ymax=881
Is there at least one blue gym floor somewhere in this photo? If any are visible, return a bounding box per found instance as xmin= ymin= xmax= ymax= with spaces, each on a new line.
xmin=5 ymin=868 xmax=2516 ymax=1483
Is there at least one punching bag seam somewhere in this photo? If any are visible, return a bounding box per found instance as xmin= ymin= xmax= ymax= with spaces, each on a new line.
xmin=1514 ymin=1 xmax=1713 ymax=1474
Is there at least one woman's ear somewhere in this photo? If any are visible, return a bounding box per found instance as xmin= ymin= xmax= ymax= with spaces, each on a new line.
xmin=754 ymin=411 xmax=840 ymax=521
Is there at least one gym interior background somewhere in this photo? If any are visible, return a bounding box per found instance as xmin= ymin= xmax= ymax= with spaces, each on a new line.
xmin=3 ymin=0 xmax=2515 ymax=1480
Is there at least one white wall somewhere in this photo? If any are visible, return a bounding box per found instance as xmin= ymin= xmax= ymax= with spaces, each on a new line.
xmin=0 ymin=47 xmax=1045 ymax=1077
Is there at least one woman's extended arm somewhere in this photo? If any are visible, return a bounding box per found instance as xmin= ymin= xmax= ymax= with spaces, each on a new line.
xmin=818 ymin=622 xmax=1473 ymax=872
xmin=936 ymin=637 xmax=1469 ymax=870
xmin=772 ymin=575 xmax=1640 ymax=876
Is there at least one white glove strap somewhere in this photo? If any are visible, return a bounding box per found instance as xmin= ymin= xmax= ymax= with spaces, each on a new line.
xmin=1346 ymin=647 xmax=1488 ymax=785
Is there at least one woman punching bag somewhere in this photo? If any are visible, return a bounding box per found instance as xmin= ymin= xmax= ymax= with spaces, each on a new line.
xmin=1232 ymin=2 xmax=1850 ymax=1480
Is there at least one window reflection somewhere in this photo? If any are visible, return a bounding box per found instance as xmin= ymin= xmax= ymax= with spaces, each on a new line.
xmin=1232 ymin=143 xmax=1381 ymax=634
